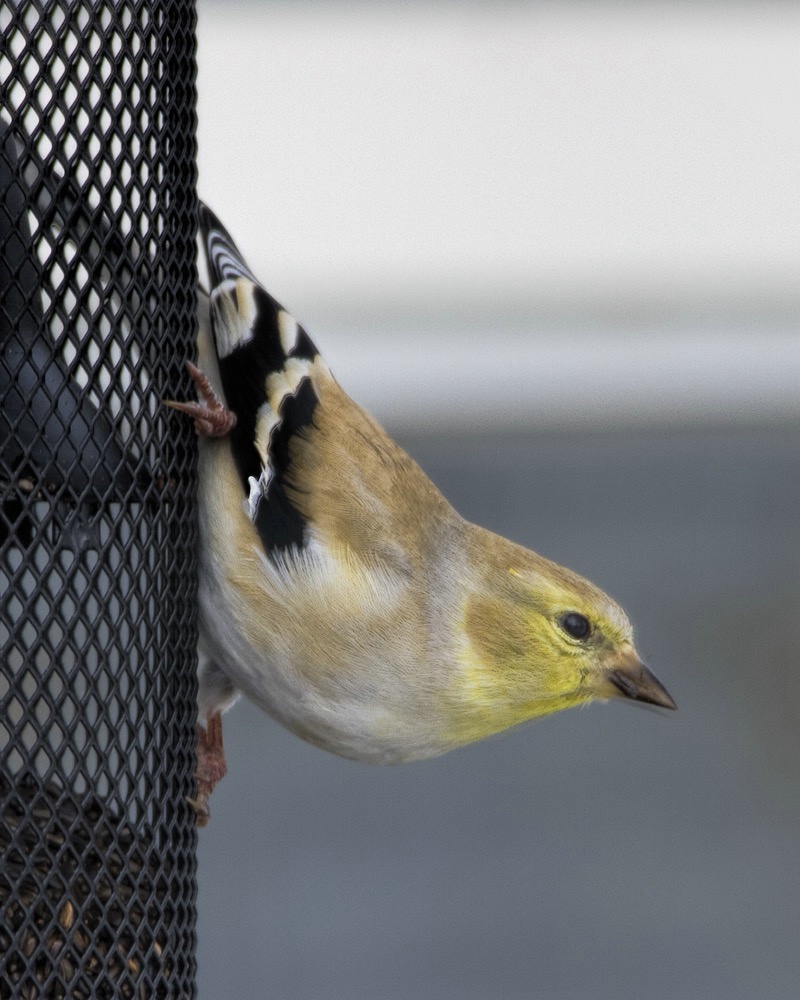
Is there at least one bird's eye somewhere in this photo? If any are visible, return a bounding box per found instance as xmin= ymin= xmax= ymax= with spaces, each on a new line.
xmin=560 ymin=612 xmax=592 ymax=640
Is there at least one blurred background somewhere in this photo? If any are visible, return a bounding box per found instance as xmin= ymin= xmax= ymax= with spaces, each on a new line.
xmin=194 ymin=3 xmax=800 ymax=998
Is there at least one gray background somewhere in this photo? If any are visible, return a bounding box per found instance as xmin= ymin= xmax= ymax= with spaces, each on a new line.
xmin=197 ymin=423 xmax=800 ymax=1000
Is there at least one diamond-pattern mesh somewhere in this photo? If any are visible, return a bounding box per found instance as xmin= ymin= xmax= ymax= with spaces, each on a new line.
xmin=1 ymin=2 xmax=199 ymax=996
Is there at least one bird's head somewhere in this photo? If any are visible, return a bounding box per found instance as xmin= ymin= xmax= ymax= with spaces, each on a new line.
xmin=446 ymin=531 xmax=675 ymax=747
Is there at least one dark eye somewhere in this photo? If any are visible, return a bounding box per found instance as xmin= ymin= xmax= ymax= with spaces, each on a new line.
xmin=560 ymin=612 xmax=592 ymax=640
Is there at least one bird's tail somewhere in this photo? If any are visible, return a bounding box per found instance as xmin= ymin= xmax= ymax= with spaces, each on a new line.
xmin=198 ymin=202 xmax=259 ymax=287
xmin=196 ymin=201 xmax=321 ymax=379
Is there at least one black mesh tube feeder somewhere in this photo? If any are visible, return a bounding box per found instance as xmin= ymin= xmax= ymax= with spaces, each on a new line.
xmin=1 ymin=2 xmax=200 ymax=996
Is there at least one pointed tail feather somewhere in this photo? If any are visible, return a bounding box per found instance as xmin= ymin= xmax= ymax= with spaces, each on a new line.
xmin=199 ymin=201 xmax=259 ymax=287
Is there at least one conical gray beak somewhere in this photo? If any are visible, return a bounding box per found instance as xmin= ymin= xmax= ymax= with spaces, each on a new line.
xmin=607 ymin=656 xmax=677 ymax=710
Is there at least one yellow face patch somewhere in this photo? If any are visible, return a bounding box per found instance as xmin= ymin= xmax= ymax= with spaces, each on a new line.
xmin=445 ymin=590 xmax=592 ymax=746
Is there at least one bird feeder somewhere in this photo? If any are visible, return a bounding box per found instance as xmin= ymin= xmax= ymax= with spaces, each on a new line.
xmin=1 ymin=2 xmax=200 ymax=995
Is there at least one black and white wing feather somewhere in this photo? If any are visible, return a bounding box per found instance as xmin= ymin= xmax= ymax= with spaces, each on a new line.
xmin=199 ymin=203 xmax=325 ymax=557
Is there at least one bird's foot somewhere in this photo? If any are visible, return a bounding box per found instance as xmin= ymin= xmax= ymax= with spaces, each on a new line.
xmin=165 ymin=361 xmax=237 ymax=437
xmin=188 ymin=711 xmax=228 ymax=827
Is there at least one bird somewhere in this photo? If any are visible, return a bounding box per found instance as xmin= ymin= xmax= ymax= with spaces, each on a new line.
xmin=168 ymin=203 xmax=676 ymax=824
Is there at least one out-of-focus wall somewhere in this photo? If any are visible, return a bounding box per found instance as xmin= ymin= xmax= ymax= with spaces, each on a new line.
xmin=196 ymin=1 xmax=800 ymax=428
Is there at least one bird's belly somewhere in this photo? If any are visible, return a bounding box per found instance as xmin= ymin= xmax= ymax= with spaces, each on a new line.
xmin=194 ymin=430 xmax=462 ymax=762
xmin=198 ymin=547 xmax=452 ymax=764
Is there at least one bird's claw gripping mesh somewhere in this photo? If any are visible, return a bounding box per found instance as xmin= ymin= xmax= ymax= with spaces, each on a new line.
xmin=1 ymin=3 xmax=200 ymax=996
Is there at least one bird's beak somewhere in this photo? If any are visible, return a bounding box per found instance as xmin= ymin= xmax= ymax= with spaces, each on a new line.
xmin=605 ymin=652 xmax=677 ymax=710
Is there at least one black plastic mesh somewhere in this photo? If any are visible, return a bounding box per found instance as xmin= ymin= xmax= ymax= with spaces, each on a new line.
xmin=1 ymin=2 xmax=199 ymax=997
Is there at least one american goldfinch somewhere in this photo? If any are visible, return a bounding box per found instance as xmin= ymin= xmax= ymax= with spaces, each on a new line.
xmin=170 ymin=204 xmax=675 ymax=824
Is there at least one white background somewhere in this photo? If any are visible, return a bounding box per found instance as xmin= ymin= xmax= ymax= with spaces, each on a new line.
xmin=196 ymin=0 xmax=800 ymax=430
